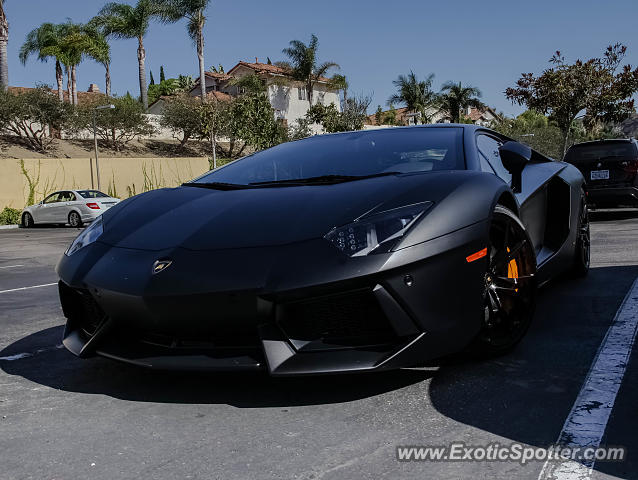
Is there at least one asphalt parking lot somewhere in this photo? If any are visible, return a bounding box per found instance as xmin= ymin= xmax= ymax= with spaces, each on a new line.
xmin=1 ymin=212 xmax=638 ymax=480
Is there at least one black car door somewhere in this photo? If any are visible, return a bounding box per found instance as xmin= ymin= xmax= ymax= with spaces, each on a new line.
xmin=475 ymin=132 xmax=565 ymax=257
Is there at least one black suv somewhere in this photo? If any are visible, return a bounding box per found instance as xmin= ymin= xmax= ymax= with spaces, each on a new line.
xmin=564 ymin=139 xmax=638 ymax=208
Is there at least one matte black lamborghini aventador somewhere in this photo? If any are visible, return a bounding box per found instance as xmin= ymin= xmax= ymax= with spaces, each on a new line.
xmin=57 ymin=125 xmax=589 ymax=375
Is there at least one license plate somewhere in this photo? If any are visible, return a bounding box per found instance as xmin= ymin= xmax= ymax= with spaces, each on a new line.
xmin=591 ymin=170 xmax=609 ymax=180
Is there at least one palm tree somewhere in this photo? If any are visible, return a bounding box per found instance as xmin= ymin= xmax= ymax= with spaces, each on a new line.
xmin=93 ymin=0 xmax=163 ymax=109
xmin=156 ymin=0 xmax=212 ymax=102
xmin=327 ymin=73 xmax=348 ymax=107
xmin=86 ymin=20 xmax=114 ymax=97
xmin=56 ymin=22 xmax=88 ymax=106
xmin=19 ymin=23 xmax=66 ymax=101
xmin=439 ymin=81 xmax=484 ymax=123
xmin=281 ymin=34 xmax=339 ymax=108
xmin=0 ymin=0 xmax=9 ymax=91
xmin=388 ymin=71 xmax=437 ymax=124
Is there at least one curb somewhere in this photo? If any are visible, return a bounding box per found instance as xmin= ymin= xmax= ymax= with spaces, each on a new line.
xmin=0 ymin=225 xmax=19 ymax=230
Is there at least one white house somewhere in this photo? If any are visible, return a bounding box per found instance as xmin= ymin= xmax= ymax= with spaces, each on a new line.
xmin=225 ymin=60 xmax=341 ymax=129
xmin=148 ymin=60 xmax=342 ymax=132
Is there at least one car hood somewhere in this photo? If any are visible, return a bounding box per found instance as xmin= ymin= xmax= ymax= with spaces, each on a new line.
xmin=98 ymin=172 xmax=474 ymax=251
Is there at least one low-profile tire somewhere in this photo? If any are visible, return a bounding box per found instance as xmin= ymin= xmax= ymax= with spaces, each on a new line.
xmin=22 ymin=212 xmax=34 ymax=228
xmin=572 ymin=195 xmax=590 ymax=277
xmin=467 ymin=205 xmax=537 ymax=358
xmin=68 ymin=211 xmax=83 ymax=228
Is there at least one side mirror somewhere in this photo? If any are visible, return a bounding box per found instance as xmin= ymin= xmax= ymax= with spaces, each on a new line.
xmin=499 ymin=141 xmax=531 ymax=193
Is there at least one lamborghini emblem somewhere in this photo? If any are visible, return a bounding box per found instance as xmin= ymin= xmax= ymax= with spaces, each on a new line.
xmin=152 ymin=260 xmax=172 ymax=274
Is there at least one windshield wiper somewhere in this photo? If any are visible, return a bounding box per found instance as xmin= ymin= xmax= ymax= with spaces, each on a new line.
xmin=249 ymin=171 xmax=402 ymax=186
xmin=182 ymin=182 xmax=254 ymax=191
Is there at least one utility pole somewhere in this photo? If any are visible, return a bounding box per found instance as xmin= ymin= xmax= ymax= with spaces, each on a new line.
xmin=93 ymin=104 xmax=115 ymax=190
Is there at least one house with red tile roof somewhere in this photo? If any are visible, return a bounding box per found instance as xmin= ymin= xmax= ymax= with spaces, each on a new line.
xmin=182 ymin=59 xmax=341 ymax=129
xmin=366 ymin=105 xmax=499 ymax=127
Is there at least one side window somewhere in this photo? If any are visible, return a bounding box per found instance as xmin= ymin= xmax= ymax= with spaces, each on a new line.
xmin=477 ymin=134 xmax=511 ymax=183
xmin=43 ymin=193 xmax=60 ymax=204
xmin=60 ymin=191 xmax=73 ymax=202
xmin=479 ymin=153 xmax=495 ymax=174
xmin=68 ymin=192 xmax=77 ymax=201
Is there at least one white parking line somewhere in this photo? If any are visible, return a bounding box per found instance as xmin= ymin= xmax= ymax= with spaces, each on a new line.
xmin=0 ymin=283 xmax=57 ymax=294
xmin=538 ymin=276 xmax=638 ymax=480
xmin=0 ymin=265 xmax=24 ymax=269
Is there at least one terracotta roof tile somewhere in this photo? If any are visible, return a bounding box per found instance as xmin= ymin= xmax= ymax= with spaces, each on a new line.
xmin=228 ymin=61 xmax=332 ymax=83
xmin=8 ymin=86 xmax=105 ymax=106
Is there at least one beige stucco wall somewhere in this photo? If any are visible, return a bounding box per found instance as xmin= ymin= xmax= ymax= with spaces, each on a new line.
xmin=0 ymin=157 xmax=210 ymax=210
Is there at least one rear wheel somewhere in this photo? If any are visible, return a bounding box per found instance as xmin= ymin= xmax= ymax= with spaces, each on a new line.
xmin=469 ymin=205 xmax=537 ymax=357
xmin=68 ymin=211 xmax=83 ymax=228
xmin=22 ymin=212 xmax=34 ymax=228
xmin=572 ymin=196 xmax=590 ymax=277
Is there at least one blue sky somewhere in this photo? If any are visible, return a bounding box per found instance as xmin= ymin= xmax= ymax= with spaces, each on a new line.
xmin=4 ymin=0 xmax=638 ymax=116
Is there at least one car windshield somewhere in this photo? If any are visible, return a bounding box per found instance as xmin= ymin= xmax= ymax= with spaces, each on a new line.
xmin=193 ymin=127 xmax=464 ymax=185
xmin=77 ymin=190 xmax=109 ymax=199
xmin=565 ymin=143 xmax=637 ymax=163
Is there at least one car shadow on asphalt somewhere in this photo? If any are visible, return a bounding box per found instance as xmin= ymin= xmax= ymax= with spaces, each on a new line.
xmin=0 ymin=325 xmax=433 ymax=407
xmin=427 ymin=264 xmax=638 ymax=480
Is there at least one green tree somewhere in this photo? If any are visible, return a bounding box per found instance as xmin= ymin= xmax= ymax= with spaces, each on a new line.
xmin=281 ymin=34 xmax=339 ymax=108
xmin=506 ymin=44 xmax=638 ymax=155
xmin=306 ymin=94 xmax=370 ymax=133
xmin=71 ymin=95 xmax=156 ymax=150
xmin=160 ymin=65 xmax=165 ymax=82
xmin=492 ymin=110 xmax=565 ymax=159
xmin=94 ymin=1 xmax=164 ymax=109
xmin=20 ymin=22 xmax=94 ymax=105
xmin=374 ymin=105 xmax=383 ymax=125
xmin=20 ymin=23 xmax=67 ymax=102
xmin=231 ymin=90 xmax=286 ymax=152
xmin=156 ymin=0 xmax=212 ymax=102
xmin=384 ymin=104 xmax=398 ymax=125
xmin=327 ymin=73 xmax=348 ymax=106
xmin=439 ymin=81 xmax=483 ymax=123
xmin=176 ymin=74 xmax=194 ymax=91
xmin=0 ymin=86 xmax=73 ymax=151
xmin=149 ymin=70 xmax=155 ymax=85
xmin=228 ymin=72 xmax=266 ymax=95
xmin=75 ymin=24 xmax=112 ymax=98
xmin=0 ymin=0 xmax=8 ymax=91
xmin=388 ymin=71 xmax=437 ymax=124
xmin=147 ymin=77 xmax=179 ymax=104
xmin=159 ymin=94 xmax=202 ymax=147
xmin=86 ymin=18 xmax=115 ymax=97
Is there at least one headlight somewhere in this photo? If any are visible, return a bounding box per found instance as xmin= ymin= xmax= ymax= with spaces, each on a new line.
xmin=325 ymin=202 xmax=432 ymax=257
xmin=65 ymin=216 xmax=104 ymax=256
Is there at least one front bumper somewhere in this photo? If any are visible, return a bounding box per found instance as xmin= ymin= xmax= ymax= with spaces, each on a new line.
xmin=57 ymin=221 xmax=488 ymax=375
xmin=586 ymin=185 xmax=638 ymax=207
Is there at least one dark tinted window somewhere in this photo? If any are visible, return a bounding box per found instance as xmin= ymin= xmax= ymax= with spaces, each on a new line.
xmin=477 ymin=134 xmax=511 ymax=183
xmin=565 ymin=142 xmax=637 ymax=163
xmin=58 ymin=191 xmax=74 ymax=202
xmin=194 ymin=127 xmax=464 ymax=185
xmin=77 ymin=190 xmax=109 ymax=198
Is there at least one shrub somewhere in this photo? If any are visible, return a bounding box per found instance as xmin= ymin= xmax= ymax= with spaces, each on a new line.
xmin=70 ymin=95 xmax=156 ymax=151
xmin=0 ymin=86 xmax=73 ymax=152
xmin=160 ymin=95 xmax=204 ymax=147
xmin=0 ymin=207 xmax=21 ymax=225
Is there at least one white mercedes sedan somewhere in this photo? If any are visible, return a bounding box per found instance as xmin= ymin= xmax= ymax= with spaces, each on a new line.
xmin=21 ymin=190 xmax=120 ymax=228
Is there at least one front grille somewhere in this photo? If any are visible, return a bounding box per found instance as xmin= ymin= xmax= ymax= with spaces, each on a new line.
xmin=59 ymin=282 xmax=107 ymax=337
xmin=277 ymin=288 xmax=397 ymax=348
xmin=140 ymin=331 xmax=261 ymax=350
